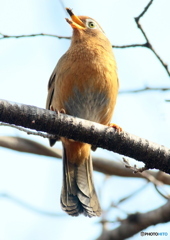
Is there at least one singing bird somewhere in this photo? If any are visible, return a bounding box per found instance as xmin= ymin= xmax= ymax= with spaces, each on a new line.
xmin=46 ymin=8 xmax=119 ymax=217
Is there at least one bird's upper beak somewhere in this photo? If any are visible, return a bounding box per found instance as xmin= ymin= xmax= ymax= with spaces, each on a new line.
xmin=65 ymin=8 xmax=86 ymax=29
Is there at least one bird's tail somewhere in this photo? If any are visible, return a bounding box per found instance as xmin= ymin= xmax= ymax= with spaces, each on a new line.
xmin=60 ymin=145 xmax=101 ymax=217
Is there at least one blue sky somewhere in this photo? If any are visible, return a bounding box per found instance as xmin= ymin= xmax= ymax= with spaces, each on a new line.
xmin=0 ymin=0 xmax=170 ymax=239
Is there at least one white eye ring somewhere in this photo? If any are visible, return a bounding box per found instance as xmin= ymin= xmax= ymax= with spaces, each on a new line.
xmin=86 ymin=19 xmax=97 ymax=29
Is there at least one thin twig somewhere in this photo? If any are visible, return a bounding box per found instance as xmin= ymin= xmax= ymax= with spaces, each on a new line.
xmin=0 ymin=32 xmax=147 ymax=49
xmin=58 ymin=0 xmax=67 ymax=12
xmin=154 ymin=183 xmax=170 ymax=200
xmin=0 ymin=33 xmax=71 ymax=40
xmin=117 ymin=183 xmax=149 ymax=204
xmin=153 ymin=172 xmax=170 ymax=200
xmin=119 ymin=86 xmax=170 ymax=94
xmin=136 ymin=0 xmax=154 ymax=20
xmin=0 ymin=122 xmax=57 ymax=139
xmin=123 ymin=158 xmax=166 ymax=186
xmin=123 ymin=158 xmax=148 ymax=173
xmin=112 ymin=43 xmax=147 ymax=48
xmin=0 ymin=32 xmax=146 ymax=49
xmin=0 ymin=192 xmax=65 ymax=217
xmin=0 ymin=1 xmax=169 ymax=77
xmin=134 ymin=0 xmax=170 ymax=76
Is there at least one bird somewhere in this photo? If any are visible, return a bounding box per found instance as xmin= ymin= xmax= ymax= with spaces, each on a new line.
xmin=46 ymin=8 xmax=120 ymax=217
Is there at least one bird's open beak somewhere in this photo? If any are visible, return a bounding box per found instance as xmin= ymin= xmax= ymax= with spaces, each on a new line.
xmin=65 ymin=8 xmax=86 ymax=29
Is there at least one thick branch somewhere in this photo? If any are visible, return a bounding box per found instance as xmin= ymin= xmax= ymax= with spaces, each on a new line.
xmin=0 ymin=136 xmax=62 ymax=158
xmin=0 ymin=99 xmax=170 ymax=174
xmin=0 ymin=100 xmax=170 ymax=174
xmin=96 ymin=200 xmax=170 ymax=240
xmin=1 ymin=136 xmax=170 ymax=185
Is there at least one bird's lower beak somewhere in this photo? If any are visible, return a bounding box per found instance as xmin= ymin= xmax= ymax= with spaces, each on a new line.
xmin=65 ymin=8 xmax=86 ymax=30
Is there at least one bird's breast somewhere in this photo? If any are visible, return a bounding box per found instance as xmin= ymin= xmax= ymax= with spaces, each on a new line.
xmin=64 ymin=86 xmax=110 ymax=123
xmin=52 ymin=45 xmax=118 ymax=125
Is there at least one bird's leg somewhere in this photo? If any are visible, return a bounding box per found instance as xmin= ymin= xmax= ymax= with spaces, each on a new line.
xmin=49 ymin=106 xmax=66 ymax=143
xmin=108 ymin=123 xmax=122 ymax=132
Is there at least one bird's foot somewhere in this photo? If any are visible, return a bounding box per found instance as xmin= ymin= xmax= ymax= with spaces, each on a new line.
xmin=60 ymin=108 xmax=66 ymax=114
xmin=50 ymin=105 xmax=66 ymax=114
xmin=50 ymin=105 xmax=55 ymax=111
xmin=108 ymin=123 xmax=122 ymax=132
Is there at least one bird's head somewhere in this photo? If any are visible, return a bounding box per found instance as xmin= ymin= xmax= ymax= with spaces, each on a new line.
xmin=65 ymin=8 xmax=108 ymax=44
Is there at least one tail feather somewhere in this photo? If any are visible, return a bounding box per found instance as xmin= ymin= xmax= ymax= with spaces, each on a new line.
xmin=76 ymin=160 xmax=93 ymax=197
xmin=61 ymin=147 xmax=82 ymax=216
xmin=60 ymin=146 xmax=101 ymax=217
xmin=61 ymin=176 xmax=83 ymax=216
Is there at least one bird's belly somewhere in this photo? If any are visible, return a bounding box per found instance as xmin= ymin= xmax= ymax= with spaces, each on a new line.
xmin=64 ymin=87 xmax=111 ymax=124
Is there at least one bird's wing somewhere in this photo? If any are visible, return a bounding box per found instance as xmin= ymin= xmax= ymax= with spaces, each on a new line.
xmin=46 ymin=54 xmax=69 ymax=146
xmin=46 ymin=69 xmax=56 ymax=110
xmin=46 ymin=53 xmax=68 ymax=110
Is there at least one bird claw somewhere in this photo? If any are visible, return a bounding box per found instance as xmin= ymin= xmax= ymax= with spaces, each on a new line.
xmin=60 ymin=108 xmax=66 ymax=114
xmin=50 ymin=105 xmax=66 ymax=114
xmin=108 ymin=123 xmax=122 ymax=132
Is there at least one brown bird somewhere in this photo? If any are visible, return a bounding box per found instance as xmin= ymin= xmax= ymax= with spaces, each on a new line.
xmin=46 ymin=8 xmax=119 ymax=217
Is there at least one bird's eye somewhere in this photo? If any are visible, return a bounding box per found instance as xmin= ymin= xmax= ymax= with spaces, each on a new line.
xmin=87 ymin=21 xmax=96 ymax=29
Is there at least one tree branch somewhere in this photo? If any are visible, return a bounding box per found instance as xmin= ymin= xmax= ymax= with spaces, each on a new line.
xmin=0 ymin=136 xmax=62 ymax=158
xmin=0 ymin=32 xmax=70 ymax=40
xmin=119 ymin=86 xmax=170 ymax=94
xmin=96 ymin=200 xmax=170 ymax=240
xmin=0 ymin=122 xmax=57 ymax=139
xmin=0 ymin=99 xmax=170 ymax=174
xmin=0 ymin=192 xmax=65 ymax=217
xmin=136 ymin=0 xmax=154 ymax=19
xmin=112 ymin=43 xmax=147 ymax=48
xmin=134 ymin=0 xmax=170 ymax=77
xmin=1 ymin=136 xmax=170 ymax=185
xmin=0 ymin=0 xmax=169 ymax=77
